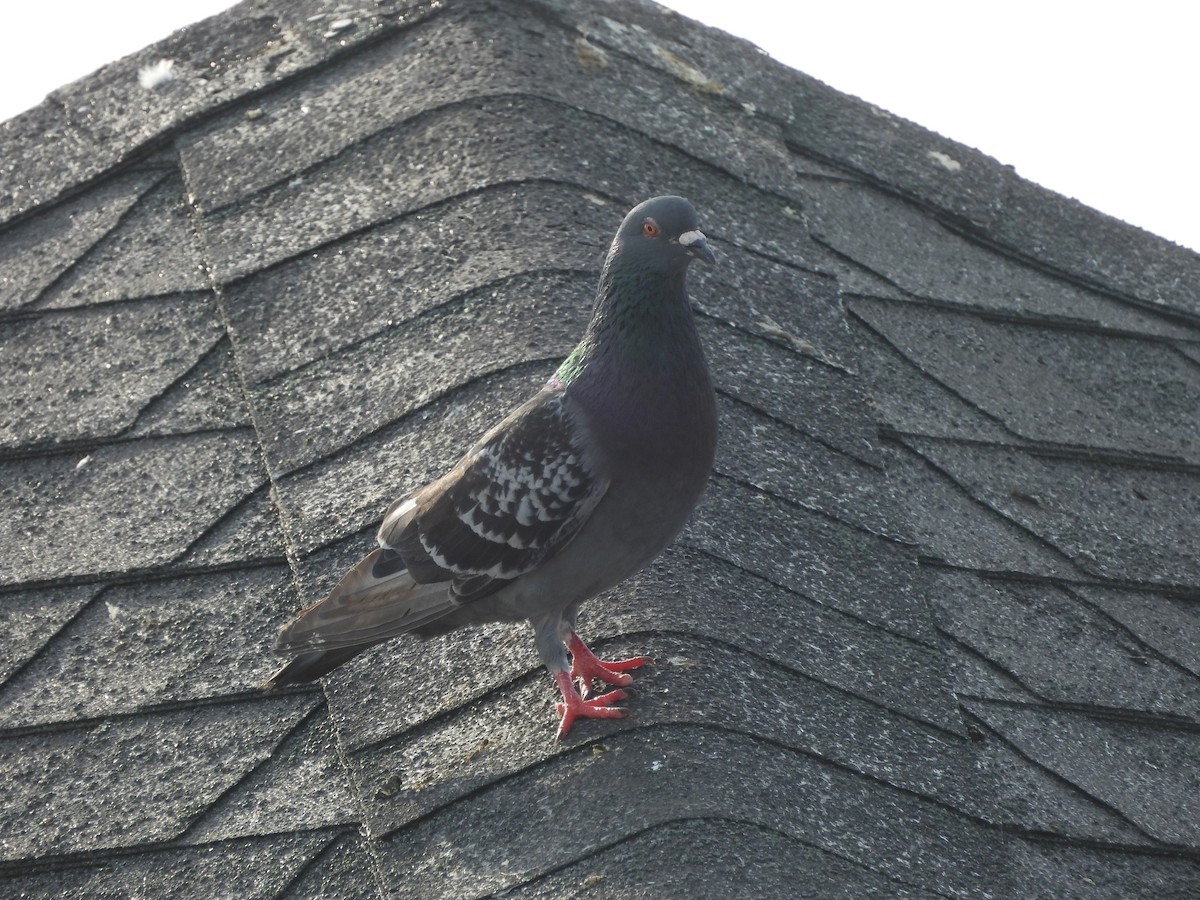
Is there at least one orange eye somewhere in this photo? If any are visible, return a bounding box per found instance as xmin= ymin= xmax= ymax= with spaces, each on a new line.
xmin=642 ymin=219 xmax=659 ymax=237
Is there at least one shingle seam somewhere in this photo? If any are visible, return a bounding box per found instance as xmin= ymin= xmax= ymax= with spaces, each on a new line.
xmin=245 ymin=269 xmax=593 ymax=391
xmin=266 ymin=830 xmax=371 ymax=900
xmin=714 ymin=387 xmax=885 ymax=473
xmin=487 ymin=814 xmax=957 ymax=900
xmin=1058 ymin=583 xmax=1200 ymax=683
xmin=933 ymin=627 xmax=1048 ymax=703
xmin=0 ymin=4 xmax=448 ymax=233
xmin=0 ymin=585 xmax=103 ymax=698
xmin=343 ymin=629 xmax=966 ymax=761
xmin=936 ymin=217 xmax=1200 ymax=330
xmin=920 ymin=558 xmax=1200 ymax=605
xmin=846 ymin=289 xmax=1200 ymax=344
xmin=207 ymin=177 xmax=614 ymax=288
xmin=846 ymin=317 xmax=1029 ymax=445
xmin=0 ymin=687 xmax=320 ymax=743
xmin=787 ymin=138 xmax=1200 ymax=326
xmin=695 ymin=309 xmax=853 ymax=379
xmin=374 ymin=720 xmax=1063 ymax=845
xmin=170 ymin=700 xmax=335 ymax=845
xmin=0 ymin=556 xmax=288 ymax=602
xmin=708 ymin=470 xmax=915 ymax=547
xmin=264 ymin=358 xmax=560 ymax=487
xmin=0 ymin=286 xmax=214 ymax=327
xmin=195 ymin=88 xmax=799 ymax=239
xmin=115 ymin=332 xmax=231 ymax=437
xmin=0 ymin=823 xmax=356 ymax=881
xmin=17 ymin=170 xmax=178 ymax=313
xmin=885 ymin=427 xmax=1200 ymax=474
xmin=963 ymin=694 xmax=1200 ymax=735
xmin=882 ymin=436 xmax=1110 ymax=575
xmin=681 ymin=543 xmax=941 ymax=650
xmin=960 ymin=705 xmax=1200 ymax=854
xmin=0 ymin=415 xmax=251 ymax=466
xmin=167 ymin=479 xmax=275 ymax=565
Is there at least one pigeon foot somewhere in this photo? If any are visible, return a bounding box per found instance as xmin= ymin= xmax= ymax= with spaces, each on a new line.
xmin=552 ymin=670 xmax=628 ymax=741
xmin=568 ymin=633 xmax=652 ymax=699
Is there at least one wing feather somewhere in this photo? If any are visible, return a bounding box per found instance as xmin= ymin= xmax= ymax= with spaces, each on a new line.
xmin=274 ymin=387 xmax=608 ymax=658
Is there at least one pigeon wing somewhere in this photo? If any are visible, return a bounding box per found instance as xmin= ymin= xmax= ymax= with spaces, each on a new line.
xmin=381 ymin=387 xmax=610 ymax=601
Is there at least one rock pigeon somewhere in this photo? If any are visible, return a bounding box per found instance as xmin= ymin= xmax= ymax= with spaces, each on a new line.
xmin=266 ymin=196 xmax=717 ymax=740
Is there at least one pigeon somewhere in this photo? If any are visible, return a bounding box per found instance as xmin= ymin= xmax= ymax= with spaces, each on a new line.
xmin=266 ymin=195 xmax=718 ymax=740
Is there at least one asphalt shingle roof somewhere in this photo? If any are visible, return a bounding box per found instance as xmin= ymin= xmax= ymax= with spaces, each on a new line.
xmin=2 ymin=1 xmax=1198 ymax=896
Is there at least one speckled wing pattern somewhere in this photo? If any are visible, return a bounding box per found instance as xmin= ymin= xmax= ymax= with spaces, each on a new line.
xmin=379 ymin=390 xmax=609 ymax=602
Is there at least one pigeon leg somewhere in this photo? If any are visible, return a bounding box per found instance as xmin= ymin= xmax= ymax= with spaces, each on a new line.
xmin=552 ymin=670 xmax=628 ymax=741
xmin=568 ymin=633 xmax=652 ymax=699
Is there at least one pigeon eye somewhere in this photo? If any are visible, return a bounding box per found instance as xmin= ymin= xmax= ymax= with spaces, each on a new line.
xmin=642 ymin=219 xmax=659 ymax=237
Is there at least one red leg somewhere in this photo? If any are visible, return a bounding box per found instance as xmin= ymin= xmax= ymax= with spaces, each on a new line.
xmin=553 ymin=670 xmax=628 ymax=741
xmin=568 ymin=633 xmax=652 ymax=698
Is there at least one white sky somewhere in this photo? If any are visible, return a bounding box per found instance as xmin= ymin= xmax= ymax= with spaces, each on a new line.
xmin=2 ymin=1 xmax=1195 ymax=253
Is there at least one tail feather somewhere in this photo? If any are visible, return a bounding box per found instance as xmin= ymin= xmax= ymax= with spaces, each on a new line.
xmin=262 ymin=646 xmax=372 ymax=688
xmin=272 ymin=547 xmax=457 ymax=661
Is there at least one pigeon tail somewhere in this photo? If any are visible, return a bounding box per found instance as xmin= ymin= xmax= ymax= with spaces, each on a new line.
xmin=262 ymin=646 xmax=372 ymax=688
xmin=274 ymin=548 xmax=457 ymax=656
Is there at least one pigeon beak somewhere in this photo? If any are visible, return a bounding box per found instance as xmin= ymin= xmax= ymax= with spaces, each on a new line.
xmin=679 ymin=230 xmax=716 ymax=264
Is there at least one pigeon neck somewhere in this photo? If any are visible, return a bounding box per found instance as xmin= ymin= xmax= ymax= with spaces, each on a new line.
xmin=555 ymin=263 xmax=697 ymax=388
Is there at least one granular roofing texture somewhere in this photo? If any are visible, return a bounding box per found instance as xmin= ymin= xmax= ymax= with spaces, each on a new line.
xmin=1 ymin=0 xmax=1198 ymax=897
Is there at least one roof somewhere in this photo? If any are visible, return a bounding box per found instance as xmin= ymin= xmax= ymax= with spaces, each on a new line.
xmin=2 ymin=0 xmax=1198 ymax=895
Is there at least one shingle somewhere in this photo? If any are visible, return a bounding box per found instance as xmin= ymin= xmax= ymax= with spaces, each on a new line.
xmin=0 ymin=296 xmax=227 ymax=451
xmin=929 ymin=570 xmax=1200 ymax=721
xmin=317 ymin=544 xmax=961 ymax=758
xmin=2 ymin=0 xmax=1198 ymax=892
xmin=1079 ymin=585 xmax=1200 ymax=677
xmin=850 ymin=296 xmax=1200 ymax=461
xmin=340 ymin=632 xmax=974 ymax=837
xmin=0 ymin=567 xmax=297 ymax=728
xmin=36 ymin=172 xmax=210 ymax=307
xmin=879 ymin=441 xmax=1083 ymax=578
xmin=179 ymin=3 xmax=796 ymax=216
xmin=0 ymin=584 xmax=99 ymax=685
xmin=189 ymin=94 xmax=815 ymax=282
xmin=373 ymin=725 xmax=1001 ymax=898
xmin=905 ymin=437 xmax=1200 ymax=587
xmin=181 ymin=703 xmax=361 ymax=843
xmin=1009 ymin=838 xmax=1200 ymax=900
xmin=847 ymin=314 xmax=1017 ymax=443
xmin=121 ymin=337 xmax=253 ymax=439
xmin=967 ymin=699 xmax=1200 ymax=847
xmin=246 ymin=271 xmax=588 ymax=474
xmin=714 ymin=395 xmax=906 ymax=539
xmin=804 ymin=180 xmax=1197 ymax=339
xmin=964 ymin=713 xmax=1159 ymax=847
xmin=991 ymin=173 xmax=1200 ymax=319
xmin=689 ymin=477 xmax=938 ymax=642
xmin=216 ymin=184 xmax=610 ymax=384
xmin=507 ymin=818 xmax=944 ymax=899
xmin=0 ymin=694 xmax=315 ymax=860
xmin=0 ymin=831 xmax=341 ymax=900
xmin=0 ymin=167 xmax=161 ymax=312
xmin=0 ymin=432 xmax=265 ymax=586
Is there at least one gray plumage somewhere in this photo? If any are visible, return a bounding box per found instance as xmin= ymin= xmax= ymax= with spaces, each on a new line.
xmin=266 ymin=195 xmax=717 ymax=739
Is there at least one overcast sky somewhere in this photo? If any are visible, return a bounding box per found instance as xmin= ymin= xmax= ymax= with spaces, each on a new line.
xmin=3 ymin=1 xmax=1195 ymax=253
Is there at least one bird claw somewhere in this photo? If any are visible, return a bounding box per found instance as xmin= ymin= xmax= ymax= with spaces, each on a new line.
xmin=555 ymin=688 xmax=629 ymax=741
xmin=567 ymin=633 xmax=651 ymax=699
xmin=551 ymin=668 xmax=633 ymax=740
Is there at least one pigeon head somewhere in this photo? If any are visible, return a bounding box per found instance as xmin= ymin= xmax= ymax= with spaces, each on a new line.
xmin=608 ymin=195 xmax=716 ymax=274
